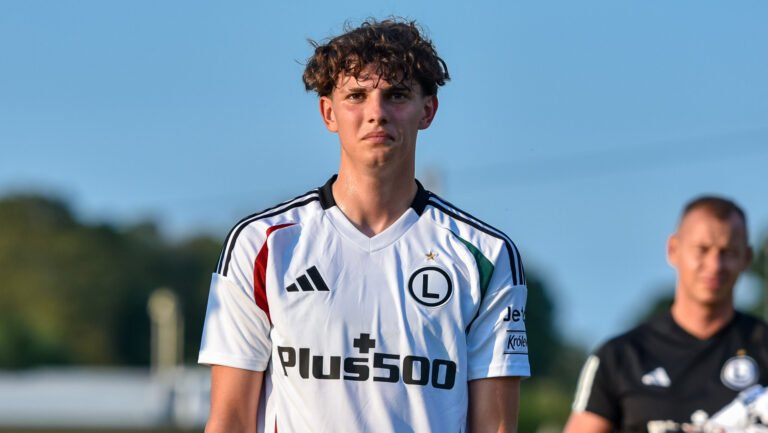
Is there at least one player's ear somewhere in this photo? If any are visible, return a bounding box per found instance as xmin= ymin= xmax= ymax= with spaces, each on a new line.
xmin=418 ymin=95 xmax=438 ymax=130
xmin=666 ymin=234 xmax=679 ymax=267
xmin=320 ymin=96 xmax=338 ymax=133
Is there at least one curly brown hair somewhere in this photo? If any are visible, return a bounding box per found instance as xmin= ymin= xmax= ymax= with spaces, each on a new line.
xmin=302 ymin=18 xmax=450 ymax=97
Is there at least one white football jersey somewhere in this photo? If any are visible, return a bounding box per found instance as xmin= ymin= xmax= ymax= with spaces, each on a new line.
xmin=199 ymin=176 xmax=530 ymax=433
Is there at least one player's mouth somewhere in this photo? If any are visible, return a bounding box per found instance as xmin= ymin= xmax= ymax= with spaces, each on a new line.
xmin=362 ymin=131 xmax=394 ymax=143
xmin=700 ymin=275 xmax=725 ymax=290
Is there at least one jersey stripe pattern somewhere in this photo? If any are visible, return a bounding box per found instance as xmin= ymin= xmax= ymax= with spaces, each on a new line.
xmin=199 ymin=176 xmax=530 ymax=433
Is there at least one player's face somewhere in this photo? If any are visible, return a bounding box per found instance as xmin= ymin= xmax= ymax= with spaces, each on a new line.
xmin=319 ymin=68 xmax=437 ymax=173
xmin=667 ymin=208 xmax=752 ymax=309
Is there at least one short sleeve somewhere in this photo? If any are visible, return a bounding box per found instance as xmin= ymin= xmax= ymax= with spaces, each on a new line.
xmin=198 ymin=226 xmax=272 ymax=371
xmin=466 ymin=243 xmax=530 ymax=380
xmin=571 ymin=348 xmax=621 ymax=423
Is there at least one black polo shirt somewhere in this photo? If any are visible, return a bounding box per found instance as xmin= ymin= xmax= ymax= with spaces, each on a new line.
xmin=573 ymin=311 xmax=768 ymax=433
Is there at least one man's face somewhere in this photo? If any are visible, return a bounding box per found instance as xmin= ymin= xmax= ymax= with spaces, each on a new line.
xmin=667 ymin=208 xmax=752 ymax=309
xmin=319 ymin=68 xmax=437 ymax=173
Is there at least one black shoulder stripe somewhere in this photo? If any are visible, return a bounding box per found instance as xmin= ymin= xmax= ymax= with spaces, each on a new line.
xmin=317 ymin=175 xmax=337 ymax=209
xmin=428 ymin=194 xmax=525 ymax=284
xmin=411 ymin=180 xmax=429 ymax=215
xmin=217 ymin=191 xmax=320 ymax=276
xmin=428 ymin=193 xmax=509 ymax=240
xmin=465 ymin=311 xmax=481 ymax=335
xmin=215 ymin=189 xmax=318 ymax=272
xmin=219 ymin=194 xmax=319 ymax=276
xmin=427 ymin=195 xmax=525 ymax=286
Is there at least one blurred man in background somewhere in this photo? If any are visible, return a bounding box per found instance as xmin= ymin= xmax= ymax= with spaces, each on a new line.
xmin=565 ymin=196 xmax=768 ymax=433
xmin=198 ymin=19 xmax=529 ymax=433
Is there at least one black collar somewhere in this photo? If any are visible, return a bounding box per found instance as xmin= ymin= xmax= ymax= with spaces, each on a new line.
xmin=318 ymin=175 xmax=429 ymax=216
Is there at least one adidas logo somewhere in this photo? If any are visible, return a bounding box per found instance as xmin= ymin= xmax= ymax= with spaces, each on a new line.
xmin=641 ymin=367 xmax=671 ymax=387
xmin=286 ymin=266 xmax=330 ymax=292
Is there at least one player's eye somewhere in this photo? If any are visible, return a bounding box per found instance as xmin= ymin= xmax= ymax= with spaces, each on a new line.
xmin=389 ymin=91 xmax=410 ymax=101
xmin=346 ymin=92 xmax=365 ymax=101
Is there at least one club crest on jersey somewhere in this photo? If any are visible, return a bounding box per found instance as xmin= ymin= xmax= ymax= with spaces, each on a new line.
xmin=721 ymin=352 xmax=759 ymax=390
xmin=408 ymin=266 xmax=452 ymax=307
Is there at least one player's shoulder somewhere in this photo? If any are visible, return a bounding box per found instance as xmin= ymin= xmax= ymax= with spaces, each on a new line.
xmin=594 ymin=313 xmax=668 ymax=360
xmin=421 ymin=188 xmax=505 ymax=238
xmin=228 ymin=183 xmax=326 ymax=234
xmin=214 ymin=178 xmax=333 ymax=275
xmin=420 ymin=185 xmax=526 ymax=284
xmin=732 ymin=310 xmax=768 ymax=341
xmin=733 ymin=310 xmax=768 ymax=329
xmin=421 ymin=186 xmax=520 ymax=250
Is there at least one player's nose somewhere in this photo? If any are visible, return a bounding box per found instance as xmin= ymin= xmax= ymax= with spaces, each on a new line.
xmin=704 ymin=250 xmax=725 ymax=272
xmin=365 ymin=92 xmax=389 ymax=125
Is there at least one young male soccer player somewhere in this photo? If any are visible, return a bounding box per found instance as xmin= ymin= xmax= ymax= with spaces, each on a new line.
xmin=565 ymin=197 xmax=768 ymax=433
xmin=199 ymin=19 xmax=529 ymax=433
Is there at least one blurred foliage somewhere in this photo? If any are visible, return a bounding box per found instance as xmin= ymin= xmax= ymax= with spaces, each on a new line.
xmin=0 ymin=193 xmax=587 ymax=430
xmin=521 ymin=272 xmax=586 ymax=430
xmin=750 ymin=237 xmax=768 ymax=318
xmin=519 ymin=378 xmax=575 ymax=433
xmin=754 ymin=236 xmax=768 ymax=279
xmin=0 ymin=194 xmax=219 ymax=368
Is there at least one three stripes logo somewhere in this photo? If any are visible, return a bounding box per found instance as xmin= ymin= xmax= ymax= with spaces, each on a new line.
xmin=286 ymin=266 xmax=330 ymax=292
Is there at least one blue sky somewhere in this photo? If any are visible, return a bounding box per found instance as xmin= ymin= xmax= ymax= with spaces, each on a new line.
xmin=1 ymin=0 xmax=767 ymax=350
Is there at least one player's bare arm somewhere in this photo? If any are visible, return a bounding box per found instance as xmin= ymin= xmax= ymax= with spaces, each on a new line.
xmin=563 ymin=411 xmax=613 ymax=433
xmin=205 ymin=366 xmax=263 ymax=433
xmin=468 ymin=376 xmax=521 ymax=433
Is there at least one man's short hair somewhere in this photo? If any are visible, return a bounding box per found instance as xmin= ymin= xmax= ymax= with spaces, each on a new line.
xmin=680 ymin=195 xmax=748 ymax=235
xmin=302 ymin=18 xmax=450 ymax=97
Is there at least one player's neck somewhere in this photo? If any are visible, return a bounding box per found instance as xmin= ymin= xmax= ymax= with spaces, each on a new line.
xmin=332 ymin=168 xmax=417 ymax=238
xmin=670 ymin=295 xmax=734 ymax=340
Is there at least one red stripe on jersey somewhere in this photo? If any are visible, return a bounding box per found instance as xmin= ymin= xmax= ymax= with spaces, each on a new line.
xmin=253 ymin=223 xmax=295 ymax=324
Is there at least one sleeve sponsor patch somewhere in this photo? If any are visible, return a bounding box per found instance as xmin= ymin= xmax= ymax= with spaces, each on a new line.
xmin=503 ymin=331 xmax=528 ymax=355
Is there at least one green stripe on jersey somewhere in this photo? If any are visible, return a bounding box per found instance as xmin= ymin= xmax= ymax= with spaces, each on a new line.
xmin=455 ymin=235 xmax=494 ymax=297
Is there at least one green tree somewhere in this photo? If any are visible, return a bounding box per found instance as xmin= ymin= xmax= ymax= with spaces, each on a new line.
xmin=0 ymin=194 xmax=220 ymax=368
xmin=518 ymin=272 xmax=586 ymax=431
